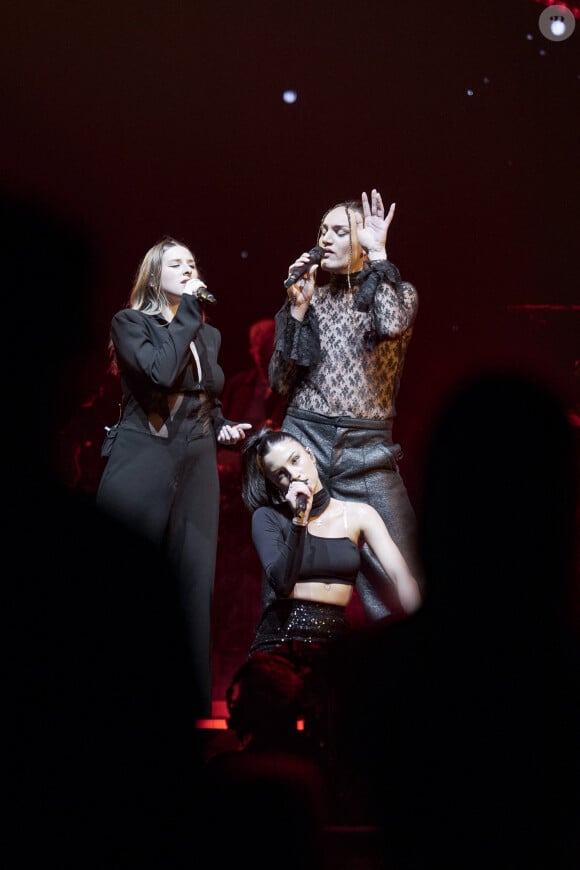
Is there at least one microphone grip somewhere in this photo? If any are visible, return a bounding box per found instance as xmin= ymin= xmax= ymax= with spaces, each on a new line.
xmin=295 ymin=492 xmax=308 ymax=518
xmin=283 ymin=245 xmax=324 ymax=290
xmin=284 ymin=272 xmax=303 ymax=291
xmin=196 ymin=289 xmax=217 ymax=305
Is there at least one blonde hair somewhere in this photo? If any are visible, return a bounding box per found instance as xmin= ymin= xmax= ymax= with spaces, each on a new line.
xmin=129 ymin=237 xmax=193 ymax=315
xmin=107 ymin=237 xmax=197 ymax=375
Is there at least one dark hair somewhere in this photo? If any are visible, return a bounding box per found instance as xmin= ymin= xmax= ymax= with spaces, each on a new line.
xmin=241 ymin=428 xmax=301 ymax=512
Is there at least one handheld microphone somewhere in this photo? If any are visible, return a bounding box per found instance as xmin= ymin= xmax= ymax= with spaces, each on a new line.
xmin=195 ymin=288 xmax=217 ymax=305
xmin=283 ymin=245 xmax=324 ymax=290
xmin=295 ymin=492 xmax=308 ymax=518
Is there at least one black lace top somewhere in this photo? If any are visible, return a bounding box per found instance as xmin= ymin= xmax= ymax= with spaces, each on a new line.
xmin=268 ymin=259 xmax=418 ymax=420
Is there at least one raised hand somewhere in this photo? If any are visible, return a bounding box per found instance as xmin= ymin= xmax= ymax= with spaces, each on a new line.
xmin=355 ymin=189 xmax=396 ymax=257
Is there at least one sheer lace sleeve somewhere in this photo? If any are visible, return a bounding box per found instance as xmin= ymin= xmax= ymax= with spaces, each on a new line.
xmin=268 ymin=301 xmax=321 ymax=397
xmin=354 ymin=260 xmax=418 ymax=339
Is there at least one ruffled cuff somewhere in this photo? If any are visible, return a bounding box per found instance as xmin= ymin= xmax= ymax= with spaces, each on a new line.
xmin=354 ymin=259 xmax=403 ymax=313
xmin=275 ymin=303 xmax=321 ymax=367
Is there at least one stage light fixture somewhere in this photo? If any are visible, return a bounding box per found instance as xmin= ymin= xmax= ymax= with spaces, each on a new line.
xmin=538 ymin=4 xmax=576 ymax=41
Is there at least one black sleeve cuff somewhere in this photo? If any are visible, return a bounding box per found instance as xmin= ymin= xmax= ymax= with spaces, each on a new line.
xmin=354 ymin=259 xmax=403 ymax=313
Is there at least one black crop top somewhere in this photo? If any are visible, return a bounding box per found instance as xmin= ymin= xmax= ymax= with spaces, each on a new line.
xmin=251 ymin=505 xmax=360 ymax=599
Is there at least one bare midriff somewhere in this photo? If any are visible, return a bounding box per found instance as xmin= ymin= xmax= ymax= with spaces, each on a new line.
xmin=291 ymin=581 xmax=352 ymax=607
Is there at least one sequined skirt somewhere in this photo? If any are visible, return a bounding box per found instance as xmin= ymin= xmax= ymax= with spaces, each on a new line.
xmin=250 ymin=598 xmax=348 ymax=656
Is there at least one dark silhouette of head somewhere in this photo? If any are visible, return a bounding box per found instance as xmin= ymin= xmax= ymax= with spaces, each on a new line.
xmin=226 ymin=652 xmax=306 ymax=746
xmin=418 ymin=369 xmax=579 ymax=629
xmin=4 ymin=191 xmax=206 ymax=866
xmin=328 ymin=369 xmax=580 ymax=867
xmin=2 ymin=190 xmax=100 ymax=480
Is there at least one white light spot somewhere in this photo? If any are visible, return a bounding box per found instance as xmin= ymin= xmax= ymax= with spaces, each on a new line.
xmin=538 ymin=5 xmax=576 ymax=42
xmin=283 ymin=90 xmax=297 ymax=104
xmin=466 ymin=89 xmax=474 ymax=96
xmin=240 ymin=250 xmax=249 ymax=259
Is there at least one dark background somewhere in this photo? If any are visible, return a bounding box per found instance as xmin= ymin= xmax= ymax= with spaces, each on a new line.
xmin=3 ymin=0 xmax=578 ymax=498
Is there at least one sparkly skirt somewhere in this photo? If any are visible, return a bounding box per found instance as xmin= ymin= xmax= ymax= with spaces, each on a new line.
xmin=250 ymin=599 xmax=349 ymax=657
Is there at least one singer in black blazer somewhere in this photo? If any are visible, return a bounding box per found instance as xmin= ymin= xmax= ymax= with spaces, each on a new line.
xmin=96 ymin=237 xmax=250 ymax=716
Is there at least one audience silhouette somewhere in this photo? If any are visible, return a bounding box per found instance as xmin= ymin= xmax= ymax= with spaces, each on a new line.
xmin=329 ymin=369 xmax=580 ymax=867
xmin=4 ymin=191 xmax=207 ymax=867
xmin=204 ymin=653 xmax=331 ymax=870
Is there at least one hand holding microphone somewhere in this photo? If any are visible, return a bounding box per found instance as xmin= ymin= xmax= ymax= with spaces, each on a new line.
xmin=289 ymin=479 xmax=311 ymax=524
xmin=295 ymin=492 xmax=308 ymax=517
xmin=184 ymin=277 xmax=217 ymax=305
xmin=284 ymin=245 xmax=324 ymax=291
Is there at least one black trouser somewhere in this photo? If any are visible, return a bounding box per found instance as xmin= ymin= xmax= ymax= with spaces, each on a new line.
xmin=97 ymin=419 xmax=219 ymax=715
